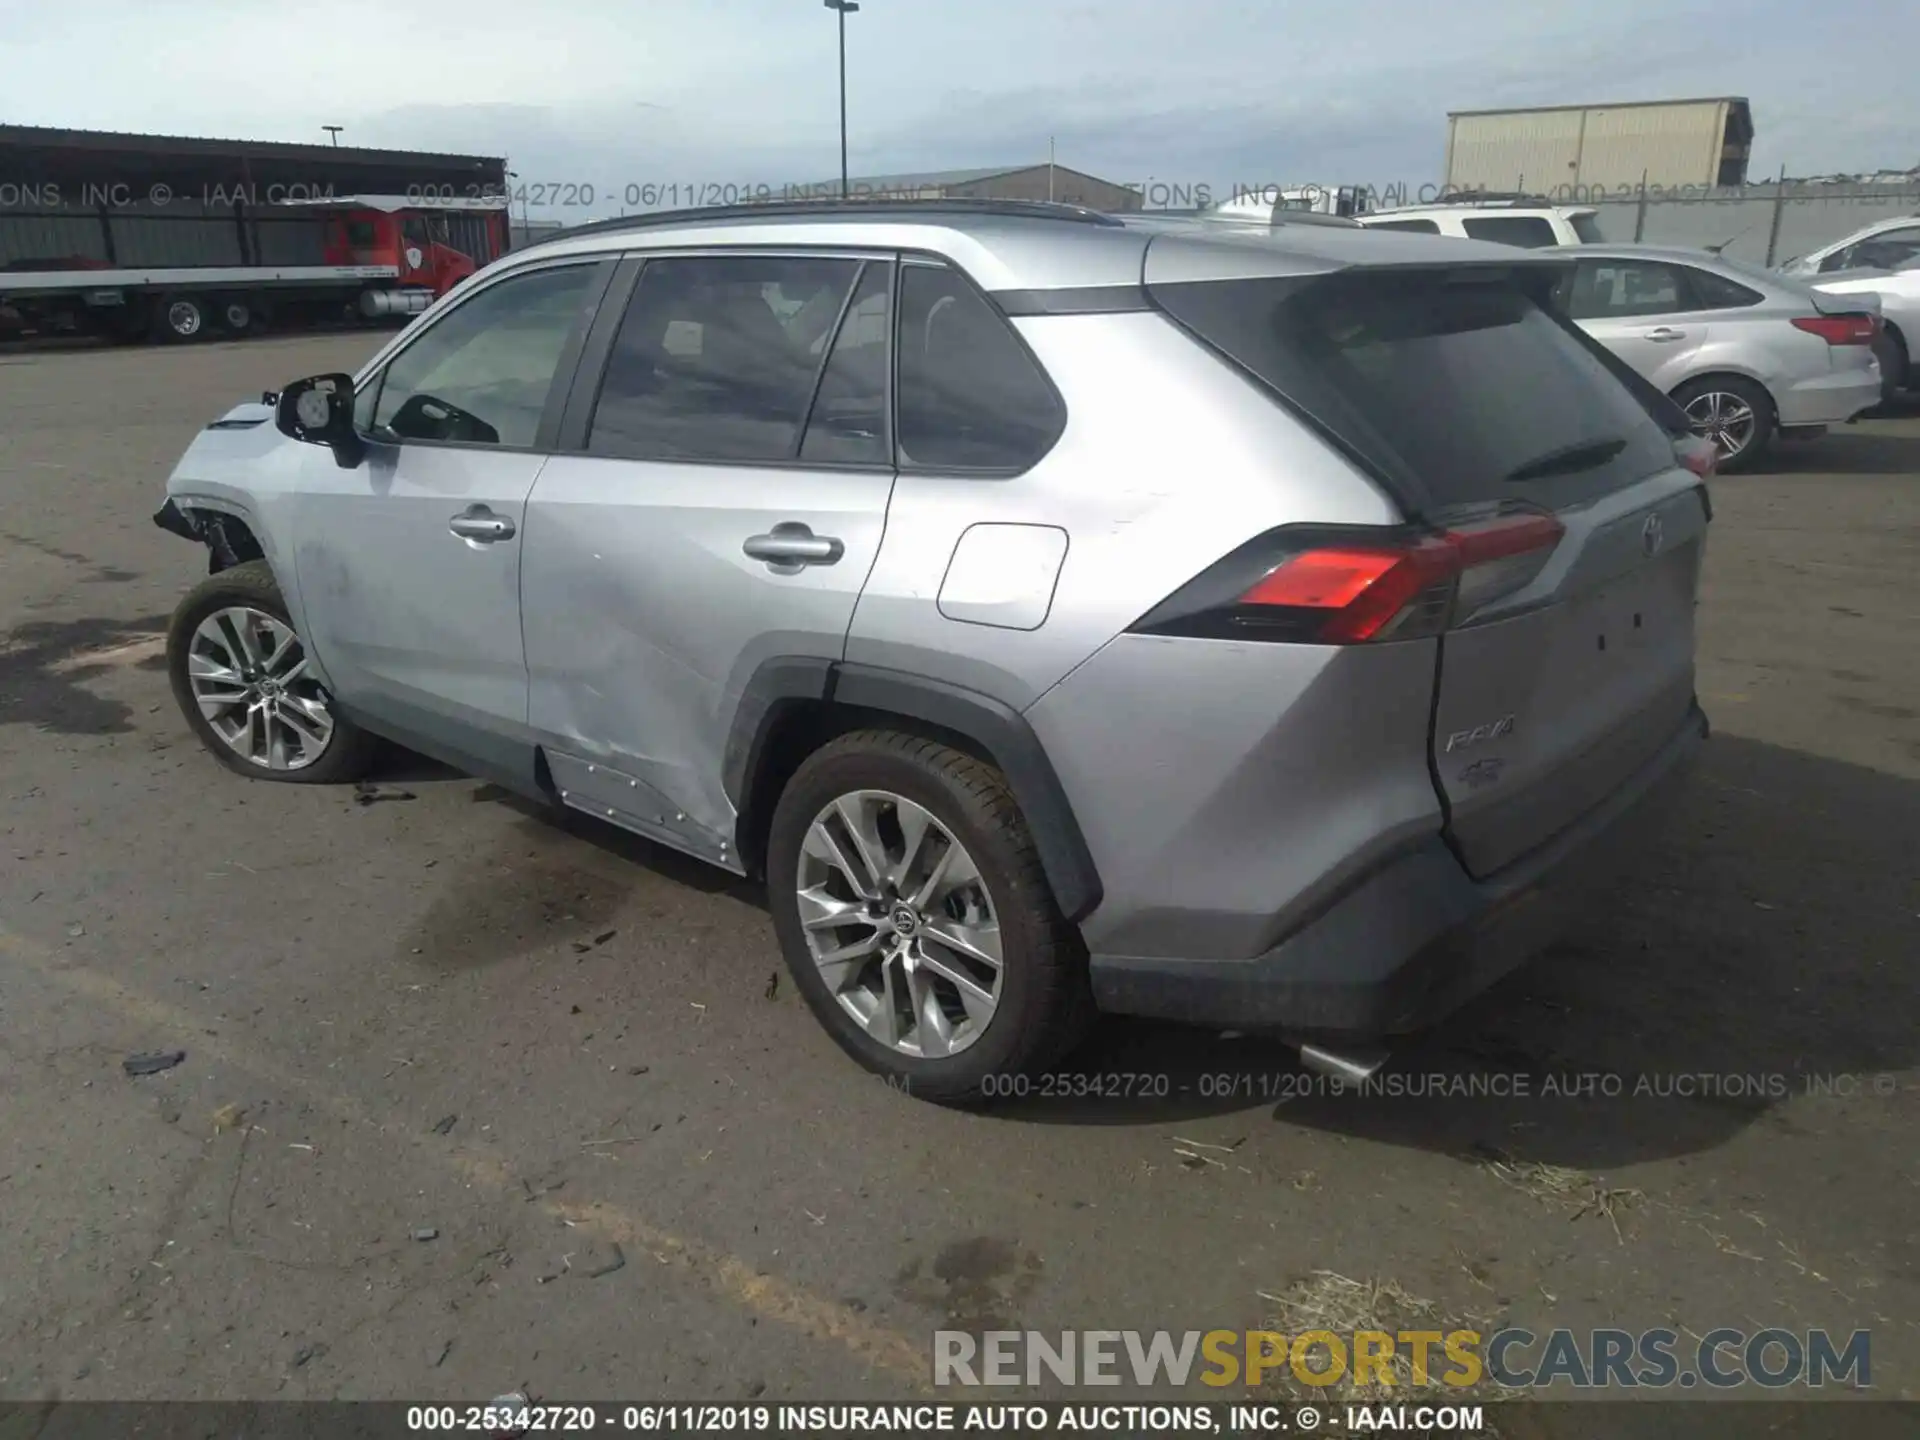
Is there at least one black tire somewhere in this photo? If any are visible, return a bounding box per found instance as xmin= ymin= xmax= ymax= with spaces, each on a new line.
xmin=1672 ymin=374 xmax=1776 ymax=474
xmin=1879 ymin=324 xmax=1910 ymax=396
xmin=766 ymin=730 xmax=1092 ymax=1103
xmin=166 ymin=560 xmax=378 ymax=784
xmin=214 ymin=295 xmax=256 ymax=336
xmin=154 ymin=293 xmax=210 ymax=343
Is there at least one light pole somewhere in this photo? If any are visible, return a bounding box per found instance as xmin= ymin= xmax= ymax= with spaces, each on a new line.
xmin=322 ymin=125 xmax=343 ymax=147
xmin=823 ymin=0 xmax=859 ymax=198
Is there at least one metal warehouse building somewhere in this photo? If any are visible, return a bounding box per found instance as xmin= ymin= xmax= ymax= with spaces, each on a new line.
xmin=1444 ymin=98 xmax=1755 ymax=195
xmin=791 ymin=164 xmax=1141 ymax=211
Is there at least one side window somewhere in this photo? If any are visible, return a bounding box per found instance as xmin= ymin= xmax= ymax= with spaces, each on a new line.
xmin=371 ymin=263 xmax=599 ymax=448
xmin=800 ymin=261 xmax=891 ymax=465
xmin=1366 ymin=218 xmax=1440 ymax=234
xmin=895 ymin=264 xmax=1065 ymax=471
xmin=587 ymin=255 xmax=861 ymax=462
xmin=1461 ymin=215 xmax=1559 ymax=248
xmin=1563 ymin=261 xmax=1685 ymax=320
xmin=1682 ymin=267 xmax=1763 ymax=310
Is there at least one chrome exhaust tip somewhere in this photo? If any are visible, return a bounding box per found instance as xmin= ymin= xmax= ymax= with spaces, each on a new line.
xmin=1297 ymin=1041 xmax=1390 ymax=1086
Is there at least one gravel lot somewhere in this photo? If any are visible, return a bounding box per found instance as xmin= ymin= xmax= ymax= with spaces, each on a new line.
xmin=2 ymin=336 xmax=1916 ymax=1424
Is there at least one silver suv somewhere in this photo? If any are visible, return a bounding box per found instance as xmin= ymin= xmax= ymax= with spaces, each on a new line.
xmin=155 ymin=199 xmax=1709 ymax=1101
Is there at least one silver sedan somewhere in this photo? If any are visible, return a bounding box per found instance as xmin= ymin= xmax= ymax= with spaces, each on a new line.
xmin=1553 ymin=244 xmax=1884 ymax=472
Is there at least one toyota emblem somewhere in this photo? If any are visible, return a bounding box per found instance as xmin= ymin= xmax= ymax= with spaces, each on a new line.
xmin=1641 ymin=513 xmax=1664 ymax=557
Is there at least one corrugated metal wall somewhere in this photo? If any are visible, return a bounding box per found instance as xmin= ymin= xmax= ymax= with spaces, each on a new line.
xmin=1447 ymin=102 xmax=1731 ymax=192
xmin=1446 ymin=109 xmax=1584 ymax=193
xmin=0 ymin=210 xmax=110 ymax=264
xmin=109 ymin=200 xmax=242 ymax=267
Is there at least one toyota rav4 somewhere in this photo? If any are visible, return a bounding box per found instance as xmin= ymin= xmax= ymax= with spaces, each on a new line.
xmin=155 ymin=199 xmax=1709 ymax=1101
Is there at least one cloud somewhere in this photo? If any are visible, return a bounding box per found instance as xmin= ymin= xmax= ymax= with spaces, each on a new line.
xmin=0 ymin=0 xmax=1911 ymax=216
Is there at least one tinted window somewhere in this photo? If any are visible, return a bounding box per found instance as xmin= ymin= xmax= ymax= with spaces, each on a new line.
xmin=1461 ymin=215 xmax=1559 ymax=248
xmin=588 ymin=255 xmax=860 ymax=462
xmin=370 ymin=263 xmax=598 ymax=447
xmin=1367 ymin=219 xmax=1441 ymax=234
xmin=896 ymin=265 xmax=1064 ymax=470
xmin=800 ymin=261 xmax=891 ymax=465
xmin=1683 ymin=267 xmax=1763 ymax=310
xmin=1570 ymin=213 xmax=1605 ymax=244
xmin=1151 ymin=270 xmax=1673 ymax=513
xmin=1564 ymin=260 xmax=1686 ymax=319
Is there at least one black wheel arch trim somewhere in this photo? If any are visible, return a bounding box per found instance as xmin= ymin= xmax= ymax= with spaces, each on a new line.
xmin=725 ymin=657 xmax=1105 ymax=923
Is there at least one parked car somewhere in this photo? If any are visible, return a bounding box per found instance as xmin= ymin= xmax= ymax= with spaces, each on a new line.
xmin=1548 ymin=244 xmax=1884 ymax=471
xmin=1355 ymin=198 xmax=1604 ymax=247
xmin=1778 ymin=214 xmax=1920 ymax=277
xmin=1796 ymin=262 xmax=1920 ymax=396
xmin=154 ymin=200 xmax=1709 ymax=1101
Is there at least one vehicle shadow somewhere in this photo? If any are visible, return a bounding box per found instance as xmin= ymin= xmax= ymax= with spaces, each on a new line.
xmin=985 ymin=733 xmax=1920 ymax=1173
xmin=1755 ymin=394 xmax=1920 ymax=475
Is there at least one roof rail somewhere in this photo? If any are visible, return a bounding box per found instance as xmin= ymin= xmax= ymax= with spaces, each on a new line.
xmin=530 ymin=196 xmax=1127 ymax=247
xmin=1432 ymin=191 xmax=1566 ymax=208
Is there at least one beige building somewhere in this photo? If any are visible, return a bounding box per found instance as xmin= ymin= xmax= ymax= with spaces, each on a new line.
xmin=1444 ymin=98 xmax=1755 ymax=196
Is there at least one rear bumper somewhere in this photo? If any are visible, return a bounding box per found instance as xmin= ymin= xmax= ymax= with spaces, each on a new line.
xmin=1773 ymin=366 xmax=1882 ymax=427
xmin=1089 ymin=701 xmax=1708 ymax=1037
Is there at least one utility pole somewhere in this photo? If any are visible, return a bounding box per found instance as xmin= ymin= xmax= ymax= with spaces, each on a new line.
xmin=322 ymin=125 xmax=343 ymax=147
xmin=823 ymin=0 xmax=860 ymax=199
xmin=1049 ymin=136 xmax=1056 ymax=201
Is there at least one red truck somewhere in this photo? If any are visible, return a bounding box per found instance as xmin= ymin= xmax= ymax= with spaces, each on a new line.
xmin=0 ymin=195 xmax=508 ymax=342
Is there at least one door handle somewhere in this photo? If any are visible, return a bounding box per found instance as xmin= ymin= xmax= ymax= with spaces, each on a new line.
xmin=448 ymin=506 xmax=515 ymax=543
xmin=1643 ymin=327 xmax=1687 ymax=342
xmin=743 ymin=522 xmax=844 ymax=571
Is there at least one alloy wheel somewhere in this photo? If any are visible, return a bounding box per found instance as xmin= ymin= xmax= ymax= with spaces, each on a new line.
xmin=1683 ymin=390 xmax=1757 ymax=461
xmin=795 ymin=790 xmax=1003 ymax=1059
xmin=186 ymin=606 xmax=334 ymax=771
xmin=167 ymin=300 xmax=203 ymax=338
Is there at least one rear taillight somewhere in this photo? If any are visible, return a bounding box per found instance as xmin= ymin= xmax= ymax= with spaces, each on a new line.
xmin=1791 ymin=313 xmax=1877 ymax=345
xmin=1131 ymin=510 xmax=1565 ymax=646
xmin=1674 ymin=433 xmax=1718 ymax=478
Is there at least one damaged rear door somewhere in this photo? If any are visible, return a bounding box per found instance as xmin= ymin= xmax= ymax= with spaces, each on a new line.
xmin=520 ymin=251 xmax=897 ymax=863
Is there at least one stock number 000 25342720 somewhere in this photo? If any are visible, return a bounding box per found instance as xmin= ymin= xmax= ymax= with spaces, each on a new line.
xmin=407 ymin=1405 xmax=777 ymax=1432
xmin=976 ymin=1072 xmax=1173 ymax=1099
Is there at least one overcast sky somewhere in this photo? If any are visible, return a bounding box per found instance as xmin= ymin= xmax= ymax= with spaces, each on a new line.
xmin=4 ymin=0 xmax=1914 ymax=215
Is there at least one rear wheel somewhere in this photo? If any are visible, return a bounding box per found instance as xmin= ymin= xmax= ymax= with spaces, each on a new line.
xmin=1879 ymin=323 xmax=1910 ymax=396
xmin=766 ymin=731 xmax=1091 ymax=1103
xmin=1673 ymin=374 xmax=1774 ymax=474
xmin=166 ymin=560 xmax=377 ymax=784
xmin=215 ymin=295 xmax=256 ymax=336
xmin=155 ymin=294 xmax=209 ymax=343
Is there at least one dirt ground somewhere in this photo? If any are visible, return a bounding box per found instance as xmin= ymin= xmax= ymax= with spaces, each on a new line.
xmin=1 ymin=335 xmax=1915 ymax=1428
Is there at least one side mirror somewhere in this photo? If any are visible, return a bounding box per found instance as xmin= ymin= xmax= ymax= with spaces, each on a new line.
xmin=275 ymin=373 xmax=364 ymax=468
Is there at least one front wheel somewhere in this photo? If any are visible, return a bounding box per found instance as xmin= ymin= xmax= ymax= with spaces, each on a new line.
xmin=765 ymin=731 xmax=1092 ymax=1103
xmin=166 ymin=560 xmax=378 ymax=783
xmin=1673 ymin=375 xmax=1775 ymax=474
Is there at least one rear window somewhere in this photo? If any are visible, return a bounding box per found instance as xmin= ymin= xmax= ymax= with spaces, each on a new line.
xmin=1461 ymin=215 xmax=1559 ymax=248
xmin=1570 ymin=213 xmax=1605 ymax=244
xmin=1151 ymin=269 xmax=1676 ymax=513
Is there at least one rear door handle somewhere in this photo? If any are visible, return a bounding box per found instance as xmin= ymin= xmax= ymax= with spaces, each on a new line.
xmin=448 ymin=506 xmax=516 ymax=543
xmin=743 ymin=522 xmax=844 ymax=571
xmin=1643 ymin=327 xmax=1687 ymax=342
